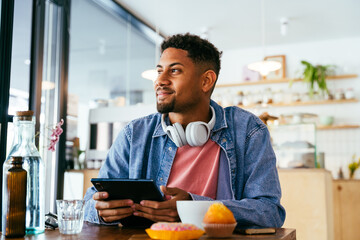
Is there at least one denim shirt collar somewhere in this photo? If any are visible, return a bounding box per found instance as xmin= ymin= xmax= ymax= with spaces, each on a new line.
xmin=152 ymin=100 xmax=228 ymax=138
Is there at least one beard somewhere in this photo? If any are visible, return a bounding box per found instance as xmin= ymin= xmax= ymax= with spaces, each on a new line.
xmin=157 ymin=98 xmax=175 ymax=113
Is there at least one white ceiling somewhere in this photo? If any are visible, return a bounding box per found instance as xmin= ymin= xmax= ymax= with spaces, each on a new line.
xmin=116 ymin=0 xmax=360 ymax=51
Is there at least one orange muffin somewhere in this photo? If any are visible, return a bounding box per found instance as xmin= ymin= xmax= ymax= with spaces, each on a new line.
xmin=202 ymin=203 xmax=237 ymax=238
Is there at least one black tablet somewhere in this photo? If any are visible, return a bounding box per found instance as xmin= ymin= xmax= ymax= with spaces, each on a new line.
xmin=91 ymin=178 xmax=164 ymax=228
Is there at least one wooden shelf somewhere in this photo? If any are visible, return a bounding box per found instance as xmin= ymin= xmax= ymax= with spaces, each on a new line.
xmin=238 ymin=98 xmax=358 ymax=108
xmin=216 ymin=74 xmax=358 ymax=87
xmin=317 ymin=124 xmax=360 ymax=130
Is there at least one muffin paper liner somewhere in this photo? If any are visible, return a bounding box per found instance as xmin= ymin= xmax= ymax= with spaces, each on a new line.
xmin=202 ymin=222 xmax=237 ymax=238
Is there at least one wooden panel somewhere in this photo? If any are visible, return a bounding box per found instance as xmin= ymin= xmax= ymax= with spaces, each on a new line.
xmin=278 ymin=169 xmax=334 ymax=240
xmin=83 ymin=169 xmax=100 ymax=197
xmin=332 ymin=180 xmax=360 ymax=240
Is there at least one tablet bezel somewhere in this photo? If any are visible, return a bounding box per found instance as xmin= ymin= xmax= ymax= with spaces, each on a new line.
xmin=91 ymin=178 xmax=164 ymax=203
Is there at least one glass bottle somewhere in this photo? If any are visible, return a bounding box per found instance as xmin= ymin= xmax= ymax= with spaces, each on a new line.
xmin=3 ymin=111 xmax=45 ymax=234
xmin=2 ymin=156 xmax=27 ymax=237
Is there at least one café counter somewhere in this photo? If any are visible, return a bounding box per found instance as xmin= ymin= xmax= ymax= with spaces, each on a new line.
xmin=4 ymin=222 xmax=296 ymax=240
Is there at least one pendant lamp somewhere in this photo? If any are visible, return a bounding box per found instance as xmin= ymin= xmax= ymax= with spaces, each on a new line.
xmin=247 ymin=0 xmax=281 ymax=76
xmin=141 ymin=69 xmax=157 ymax=81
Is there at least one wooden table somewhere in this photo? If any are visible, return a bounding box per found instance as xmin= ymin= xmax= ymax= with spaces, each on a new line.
xmin=8 ymin=222 xmax=296 ymax=240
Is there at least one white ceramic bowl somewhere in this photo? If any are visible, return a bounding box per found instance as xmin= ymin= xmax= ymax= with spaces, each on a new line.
xmin=176 ymin=200 xmax=217 ymax=229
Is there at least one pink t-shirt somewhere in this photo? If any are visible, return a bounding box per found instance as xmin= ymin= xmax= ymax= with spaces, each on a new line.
xmin=166 ymin=139 xmax=221 ymax=199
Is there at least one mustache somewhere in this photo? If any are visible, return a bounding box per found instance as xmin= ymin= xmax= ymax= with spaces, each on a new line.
xmin=156 ymin=87 xmax=174 ymax=94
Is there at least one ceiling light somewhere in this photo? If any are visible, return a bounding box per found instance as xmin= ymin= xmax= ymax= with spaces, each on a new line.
xmin=280 ymin=17 xmax=289 ymax=36
xmin=247 ymin=0 xmax=281 ymax=76
xmin=141 ymin=69 xmax=157 ymax=81
xmin=248 ymin=61 xmax=282 ymax=76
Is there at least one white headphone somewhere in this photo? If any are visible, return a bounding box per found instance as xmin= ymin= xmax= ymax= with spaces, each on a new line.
xmin=161 ymin=106 xmax=216 ymax=147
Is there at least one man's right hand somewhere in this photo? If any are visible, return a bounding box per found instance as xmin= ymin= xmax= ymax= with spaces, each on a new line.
xmin=93 ymin=191 xmax=134 ymax=223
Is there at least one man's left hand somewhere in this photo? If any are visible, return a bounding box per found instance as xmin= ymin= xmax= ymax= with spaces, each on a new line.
xmin=132 ymin=186 xmax=191 ymax=222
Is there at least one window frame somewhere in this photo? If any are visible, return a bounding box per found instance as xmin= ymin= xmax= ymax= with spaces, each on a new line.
xmin=0 ymin=0 xmax=15 ymax=226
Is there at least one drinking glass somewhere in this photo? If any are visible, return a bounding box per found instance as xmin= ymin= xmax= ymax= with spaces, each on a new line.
xmin=56 ymin=200 xmax=85 ymax=234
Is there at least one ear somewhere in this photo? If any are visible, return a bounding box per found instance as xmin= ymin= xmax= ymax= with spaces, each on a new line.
xmin=201 ymin=70 xmax=217 ymax=94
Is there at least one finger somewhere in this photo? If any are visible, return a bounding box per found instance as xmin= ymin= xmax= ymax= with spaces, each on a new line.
xmin=134 ymin=204 xmax=178 ymax=218
xmin=102 ymin=212 xmax=133 ymax=223
xmin=160 ymin=185 xmax=178 ymax=195
xmin=98 ymin=207 xmax=134 ymax=218
xmin=134 ymin=210 xmax=179 ymax=222
xmin=140 ymin=200 xmax=173 ymax=210
xmin=95 ymin=199 xmax=134 ymax=210
xmin=93 ymin=191 xmax=109 ymax=200
xmin=160 ymin=186 xmax=191 ymax=200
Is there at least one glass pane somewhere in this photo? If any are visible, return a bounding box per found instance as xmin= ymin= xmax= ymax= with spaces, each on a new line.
xmin=8 ymin=0 xmax=32 ymax=114
xmin=39 ymin=0 xmax=64 ymax=214
xmin=5 ymin=0 xmax=32 ymax=164
xmin=68 ymin=1 xmax=156 ymax=155
xmin=6 ymin=122 xmax=14 ymax=158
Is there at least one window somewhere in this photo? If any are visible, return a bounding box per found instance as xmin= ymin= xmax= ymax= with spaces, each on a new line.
xmin=67 ymin=0 xmax=159 ymax=152
xmin=5 ymin=0 xmax=33 ymax=157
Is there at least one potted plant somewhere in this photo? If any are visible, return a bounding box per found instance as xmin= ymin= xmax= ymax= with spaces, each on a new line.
xmin=300 ymin=61 xmax=334 ymax=98
xmin=348 ymin=154 xmax=360 ymax=179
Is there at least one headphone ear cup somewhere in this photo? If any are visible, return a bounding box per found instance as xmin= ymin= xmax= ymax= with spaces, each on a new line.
xmin=185 ymin=122 xmax=209 ymax=147
xmin=161 ymin=114 xmax=186 ymax=147
xmin=166 ymin=126 xmax=182 ymax=147
xmin=173 ymin=122 xmax=187 ymax=147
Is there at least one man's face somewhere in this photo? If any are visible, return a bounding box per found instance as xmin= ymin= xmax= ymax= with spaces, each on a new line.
xmin=154 ymin=48 xmax=203 ymax=113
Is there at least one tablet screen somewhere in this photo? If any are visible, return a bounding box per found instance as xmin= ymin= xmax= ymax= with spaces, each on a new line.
xmin=91 ymin=178 xmax=164 ymax=203
xmin=91 ymin=178 xmax=164 ymax=228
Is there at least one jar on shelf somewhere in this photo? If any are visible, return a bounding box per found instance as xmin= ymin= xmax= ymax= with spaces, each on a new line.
xmin=345 ymin=88 xmax=355 ymax=99
xmin=253 ymin=91 xmax=262 ymax=105
xmin=262 ymin=88 xmax=273 ymax=105
xmin=233 ymin=91 xmax=244 ymax=106
xmin=242 ymin=91 xmax=253 ymax=107
xmin=273 ymin=90 xmax=284 ymax=104
xmin=300 ymin=92 xmax=310 ymax=102
xmin=335 ymin=89 xmax=345 ymax=100
xmin=291 ymin=92 xmax=301 ymax=102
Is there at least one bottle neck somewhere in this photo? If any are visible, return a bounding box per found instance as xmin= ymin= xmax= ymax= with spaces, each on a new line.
xmin=10 ymin=162 xmax=24 ymax=169
xmin=9 ymin=157 xmax=24 ymax=168
xmin=14 ymin=116 xmax=36 ymax=146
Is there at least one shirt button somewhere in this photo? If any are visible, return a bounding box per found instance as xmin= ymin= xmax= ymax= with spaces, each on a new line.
xmin=222 ymin=138 xmax=227 ymax=143
xmin=160 ymin=178 xmax=163 ymax=181
xmin=168 ymin=147 xmax=172 ymax=151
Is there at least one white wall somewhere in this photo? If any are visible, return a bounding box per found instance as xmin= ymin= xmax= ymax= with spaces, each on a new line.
xmin=216 ymin=37 xmax=360 ymax=178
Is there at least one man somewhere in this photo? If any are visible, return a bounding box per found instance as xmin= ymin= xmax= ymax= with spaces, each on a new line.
xmin=84 ymin=33 xmax=285 ymax=228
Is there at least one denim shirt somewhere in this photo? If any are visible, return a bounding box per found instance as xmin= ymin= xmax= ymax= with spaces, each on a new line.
xmin=84 ymin=100 xmax=286 ymax=228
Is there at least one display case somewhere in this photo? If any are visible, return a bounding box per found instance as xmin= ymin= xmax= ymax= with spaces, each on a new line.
xmin=269 ymin=123 xmax=317 ymax=168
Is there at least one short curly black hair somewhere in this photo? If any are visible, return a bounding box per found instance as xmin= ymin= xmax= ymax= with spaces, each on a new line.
xmin=161 ymin=33 xmax=222 ymax=81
